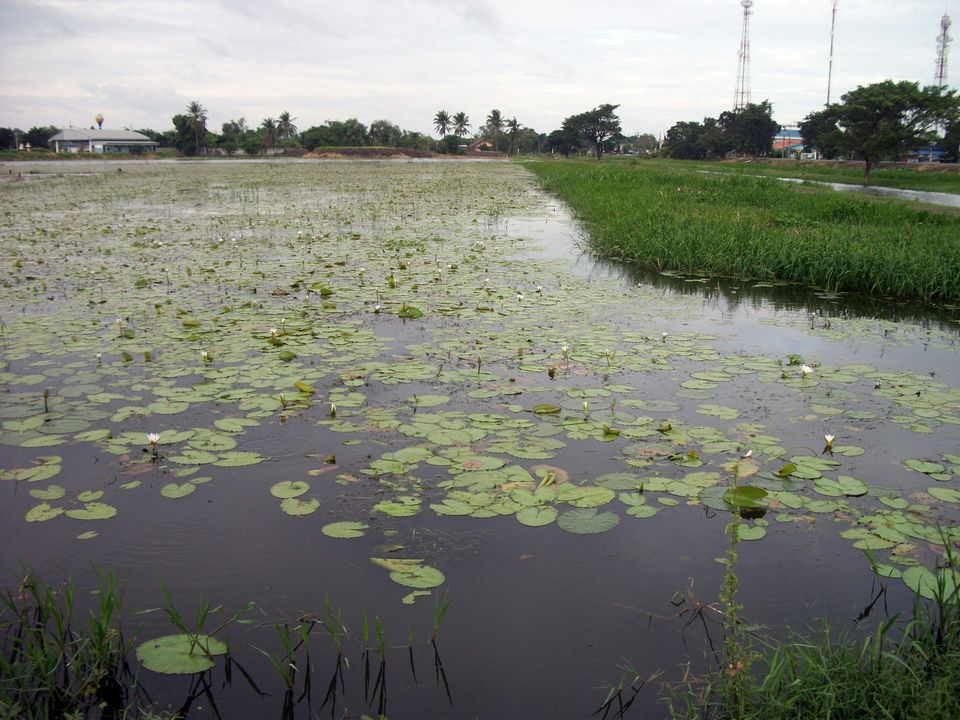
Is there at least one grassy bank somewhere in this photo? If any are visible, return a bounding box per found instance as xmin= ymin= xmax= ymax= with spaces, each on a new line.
xmin=624 ymin=158 xmax=960 ymax=194
xmin=524 ymin=160 xmax=960 ymax=306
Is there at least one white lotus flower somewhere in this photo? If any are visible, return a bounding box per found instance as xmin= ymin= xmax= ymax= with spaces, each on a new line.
xmin=824 ymin=434 xmax=835 ymax=449
xmin=562 ymin=343 xmax=569 ymax=355
xmin=582 ymin=401 xmax=590 ymax=413
xmin=200 ymin=350 xmax=210 ymax=362
xmin=742 ymin=449 xmax=753 ymax=458
xmin=147 ymin=433 xmax=160 ymax=445
xmin=269 ymin=327 xmax=279 ymax=338
xmin=800 ymin=365 xmax=814 ymax=376
xmin=329 ymin=403 xmax=337 ymax=418
xmin=661 ymin=332 xmax=668 ymax=341
xmin=536 ymin=285 xmax=543 ymax=294
xmin=516 ymin=292 xmax=523 ymax=301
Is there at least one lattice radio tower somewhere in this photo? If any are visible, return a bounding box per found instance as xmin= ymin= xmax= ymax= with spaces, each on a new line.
xmin=734 ymin=1 xmax=754 ymax=109
xmin=935 ymin=14 xmax=952 ymax=87
xmin=826 ymin=0 xmax=839 ymax=105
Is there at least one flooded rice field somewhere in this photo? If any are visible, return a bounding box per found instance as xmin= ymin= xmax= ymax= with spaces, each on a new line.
xmin=1 ymin=160 xmax=958 ymax=719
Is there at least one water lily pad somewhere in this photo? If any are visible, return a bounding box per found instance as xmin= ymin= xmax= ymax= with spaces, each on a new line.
xmin=723 ymin=486 xmax=768 ymax=509
xmin=903 ymin=459 xmax=945 ymax=475
xmin=928 ymin=487 xmax=960 ymax=504
xmin=736 ymin=524 xmax=767 ymax=541
xmin=557 ymin=508 xmax=620 ymax=534
xmin=213 ymin=451 xmax=263 ymax=467
xmin=65 ymin=502 xmax=118 ymax=520
xmin=161 ymin=483 xmax=196 ymax=499
xmin=516 ymin=506 xmax=558 ymax=527
xmin=322 ymin=521 xmax=369 ymax=538
xmin=279 ymin=497 xmax=320 ymax=516
xmin=25 ymin=503 xmax=64 ymax=522
xmin=270 ymin=481 xmax=310 ymax=499
xmin=389 ymin=563 xmax=444 ymax=589
xmin=814 ymin=475 xmax=869 ymax=497
xmin=136 ymin=634 xmax=227 ymax=674
xmin=29 ymin=484 xmax=66 ymax=500
xmin=373 ymin=496 xmax=421 ymax=517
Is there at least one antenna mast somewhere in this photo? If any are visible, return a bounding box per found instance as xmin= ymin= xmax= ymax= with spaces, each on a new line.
xmin=936 ymin=14 xmax=952 ymax=87
xmin=734 ymin=0 xmax=754 ymax=109
xmin=826 ymin=0 xmax=839 ymax=105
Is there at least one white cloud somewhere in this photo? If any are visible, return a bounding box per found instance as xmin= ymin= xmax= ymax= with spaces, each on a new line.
xmin=0 ymin=0 xmax=954 ymax=134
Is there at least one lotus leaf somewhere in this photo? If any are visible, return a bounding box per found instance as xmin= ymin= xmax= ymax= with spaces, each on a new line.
xmin=271 ymin=481 xmax=310 ymax=499
xmin=136 ymin=634 xmax=227 ymax=674
xmin=280 ymin=497 xmax=320 ymax=516
xmin=557 ymin=508 xmax=620 ymax=534
xmin=322 ymin=521 xmax=369 ymax=538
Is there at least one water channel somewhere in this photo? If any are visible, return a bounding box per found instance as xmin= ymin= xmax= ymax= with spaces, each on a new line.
xmin=1 ymin=160 xmax=958 ymax=719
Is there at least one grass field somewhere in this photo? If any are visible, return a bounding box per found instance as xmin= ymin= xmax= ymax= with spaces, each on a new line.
xmin=525 ymin=159 xmax=960 ymax=306
xmin=617 ymin=158 xmax=960 ymax=194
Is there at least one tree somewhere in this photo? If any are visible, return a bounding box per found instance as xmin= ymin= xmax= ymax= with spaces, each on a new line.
xmin=664 ymin=121 xmax=707 ymax=160
xmin=452 ymin=112 xmax=470 ymax=138
xmin=546 ymin=127 xmax=582 ymax=157
xmin=219 ymin=118 xmax=247 ymax=155
xmin=0 ymin=128 xmax=20 ymax=149
xmin=185 ymin=101 xmax=208 ymax=156
xmin=486 ymin=109 xmax=504 ymax=151
xmin=23 ymin=126 xmax=59 ymax=149
xmin=169 ymin=115 xmax=196 ymax=155
xmin=505 ymin=117 xmax=522 ymax=154
xmin=831 ymin=80 xmax=959 ymax=185
xmin=943 ymin=118 xmax=960 ymax=163
xmin=369 ymin=119 xmax=403 ymax=147
xmin=277 ymin=111 xmax=298 ymax=144
xmin=301 ymin=119 xmax=368 ymax=149
xmin=799 ymin=107 xmax=843 ymax=159
xmin=433 ymin=110 xmax=451 ymax=139
xmin=718 ymin=101 xmax=780 ymax=157
xmin=260 ymin=117 xmax=277 ymax=154
xmin=562 ymin=104 xmax=621 ymax=160
xmin=634 ymin=133 xmax=658 ymax=153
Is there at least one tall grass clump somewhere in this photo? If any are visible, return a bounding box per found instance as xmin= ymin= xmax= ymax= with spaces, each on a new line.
xmin=666 ymin=538 xmax=960 ymax=719
xmin=0 ymin=567 xmax=136 ymax=719
xmin=525 ymin=160 xmax=960 ymax=305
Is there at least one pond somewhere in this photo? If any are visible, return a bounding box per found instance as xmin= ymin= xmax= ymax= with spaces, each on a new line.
xmin=1 ymin=160 xmax=958 ymax=719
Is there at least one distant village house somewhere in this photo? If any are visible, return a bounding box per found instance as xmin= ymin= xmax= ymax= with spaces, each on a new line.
xmin=48 ymin=128 xmax=158 ymax=154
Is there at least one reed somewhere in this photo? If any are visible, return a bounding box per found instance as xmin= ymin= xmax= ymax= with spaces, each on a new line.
xmin=526 ymin=160 xmax=960 ymax=305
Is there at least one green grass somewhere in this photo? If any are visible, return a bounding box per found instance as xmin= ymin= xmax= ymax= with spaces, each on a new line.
xmin=665 ymin=541 xmax=960 ymax=720
xmin=621 ymin=158 xmax=960 ymax=194
xmin=524 ymin=159 xmax=960 ymax=306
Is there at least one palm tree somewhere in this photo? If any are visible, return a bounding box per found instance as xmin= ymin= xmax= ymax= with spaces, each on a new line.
xmin=277 ymin=111 xmax=298 ymax=143
xmin=452 ymin=112 xmax=471 ymax=138
xmin=506 ymin=117 xmax=522 ymax=154
xmin=433 ymin=110 xmax=452 ymax=139
xmin=186 ymin=101 xmax=207 ymax=156
xmin=486 ymin=109 xmax=504 ymax=151
xmin=261 ymin=117 xmax=277 ymax=155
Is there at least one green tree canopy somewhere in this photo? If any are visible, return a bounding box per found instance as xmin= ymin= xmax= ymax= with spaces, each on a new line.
xmin=830 ymin=80 xmax=959 ymax=184
xmin=486 ymin=109 xmax=504 ymax=151
xmin=433 ymin=110 xmax=451 ymax=138
xmin=718 ymin=101 xmax=780 ymax=156
xmin=185 ymin=101 xmax=207 ymax=156
xmin=452 ymin=112 xmax=470 ymax=138
xmin=799 ymin=107 xmax=844 ymax=160
xmin=561 ymin=104 xmax=621 ymax=160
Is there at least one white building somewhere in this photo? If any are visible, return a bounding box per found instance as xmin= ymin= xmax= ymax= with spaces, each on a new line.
xmin=47 ymin=128 xmax=158 ymax=153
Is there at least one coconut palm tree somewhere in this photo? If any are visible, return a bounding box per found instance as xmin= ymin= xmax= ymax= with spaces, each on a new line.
xmin=261 ymin=117 xmax=277 ymax=155
xmin=277 ymin=111 xmax=298 ymax=143
xmin=186 ymin=101 xmax=207 ymax=156
xmin=506 ymin=117 xmax=522 ymax=154
xmin=486 ymin=109 xmax=504 ymax=151
xmin=452 ymin=112 xmax=471 ymax=138
xmin=433 ymin=110 xmax=452 ymax=138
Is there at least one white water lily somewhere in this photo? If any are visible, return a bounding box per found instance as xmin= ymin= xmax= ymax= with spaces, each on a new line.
xmin=374 ymin=304 xmax=381 ymax=313
xmin=742 ymin=449 xmax=753 ymax=458
xmin=329 ymin=403 xmax=337 ymax=418
xmin=536 ymin=285 xmax=543 ymax=294
xmin=96 ymin=352 xmax=102 ymax=362
xmin=147 ymin=433 xmax=160 ymax=447
xmin=800 ymin=364 xmax=814 ymax=376
xmin=269 ymin=327 xmax=279 ymax=338
xmin=824 ymin=434 xmax=835 ymax=449
xmin=582 ymin=401 xmax=590 ymax=413
xmin=516 ymin=292 xmax=524 ymax=301
xmin=661 ymin=332 xmax=668 ymax=341
xmin=200 ymin=349 xmax=210 ymax=362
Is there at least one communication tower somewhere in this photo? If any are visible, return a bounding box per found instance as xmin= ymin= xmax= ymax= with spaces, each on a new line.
xmin=826 ymin=0 xmax=839 ymax=105
xmin=734 ymin=0 xmax=754 ymax=109
xmin=935 ymin=14 xmax=952 ymax=87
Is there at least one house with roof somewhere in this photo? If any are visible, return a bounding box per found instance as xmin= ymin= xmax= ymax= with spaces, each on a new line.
xmin=48 ymin=128 xmax=158 ymax=154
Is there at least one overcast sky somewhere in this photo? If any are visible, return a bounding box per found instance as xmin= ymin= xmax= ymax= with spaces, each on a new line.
xmin=0 ymin=0 xmax=955 ymax=137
